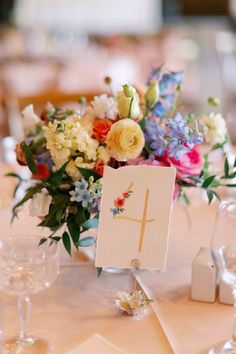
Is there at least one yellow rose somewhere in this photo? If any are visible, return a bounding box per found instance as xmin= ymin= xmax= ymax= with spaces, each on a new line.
xmin=117 ymin=84 xmax=140 ymax=119
xmin=106 ymin=118 xmax=145 ymax=161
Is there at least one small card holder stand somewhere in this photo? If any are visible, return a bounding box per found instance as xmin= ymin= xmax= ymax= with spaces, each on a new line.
xmin=114 ymin=257 xmax=152 ymax=318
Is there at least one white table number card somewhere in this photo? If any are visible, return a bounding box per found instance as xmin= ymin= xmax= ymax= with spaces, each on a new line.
xmin=95 ymin=166 xmax=176 ymax=270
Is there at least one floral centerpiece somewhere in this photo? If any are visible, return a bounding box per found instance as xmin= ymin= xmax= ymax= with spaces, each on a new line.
xmin=9 ymin=66 xmax=236 ymax=263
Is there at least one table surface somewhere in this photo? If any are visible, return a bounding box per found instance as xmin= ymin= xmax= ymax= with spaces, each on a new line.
xmin=0 ymin=163 xmax=235 ymax=354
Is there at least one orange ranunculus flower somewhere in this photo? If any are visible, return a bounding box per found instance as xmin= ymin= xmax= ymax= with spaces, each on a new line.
xmin=92 ymin=118 xmax=113 ymax=144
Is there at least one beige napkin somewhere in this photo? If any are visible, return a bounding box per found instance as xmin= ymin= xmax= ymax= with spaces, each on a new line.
xmin=65 ymin=333 xmax=129 ymax=354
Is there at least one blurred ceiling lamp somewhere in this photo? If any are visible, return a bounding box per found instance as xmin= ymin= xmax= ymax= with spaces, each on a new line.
xmin=14 ymin=0 xmax=162 ymax=35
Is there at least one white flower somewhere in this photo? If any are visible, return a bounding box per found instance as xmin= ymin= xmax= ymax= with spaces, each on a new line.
xmin=22 ymin=104 xmax=40 ymax=134
xmin=201 ymin=113 xmax=227 ymax=145
xmin=44 ymin=117 xmax=99 ymax=171
xmin=97 ymin=146 xmax=110 ymax=163
xmin=91 ymin=94 xmax=117 ymax=120
xmin=29 ymin=188 xmax=52 ymax=217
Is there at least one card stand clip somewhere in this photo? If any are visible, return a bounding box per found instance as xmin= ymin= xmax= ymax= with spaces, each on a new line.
xmin=114 ymin=258 xmax=153 ymax=318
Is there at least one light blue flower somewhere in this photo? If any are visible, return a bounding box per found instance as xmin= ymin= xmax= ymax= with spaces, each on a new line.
xmin=145 ymin=118 xmax=168 ymax=157
xmin=147 ymin=67 xmax=183 ymax=119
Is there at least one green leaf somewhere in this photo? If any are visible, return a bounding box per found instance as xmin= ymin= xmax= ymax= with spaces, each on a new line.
xmin=234 ymin=157 xmax=236 ymax=168
xmin=180 ymin=191 xmax=190 ymax=206
xmin=50 ymin=236 xmax=61 ymax=242
xmin=22 ymin=142 xmax=37 ymax=174
xmin=78 ymin=167 xmax=101 ymax=182
xmin=67 ymin=217 xmax=80 ymax=248
xmin=82 ymin=217 xmax=99 ymax=230
xmin=5 ymin=172 xmax=26 ymax=182
xmin=206 ymin=189 xmax=214 ymax=205
xmin=75 ymin=209 xmax=89 ymax=225
xmin=56 ymin=203 xmax=65 ymax=223
xmin=202 ymin=153 xmax=209 ymax=178
xmin=128 ymin=96 xmax=134 ymax=117
xmin=49 ymin=161 xmax=68 ymax=187
xmin=138 ymin=118 xmax=146 ymax=131
xmin=212 ymin=191 xmax=221 ymax=202
xmin=13 ymin=183 xmax=21 ymax=198
xmin=223 ymin=171 xmax=236 ymax=179
xmin=212 ymin=141 xmax=226 ymax=150
xmin=202 ymin=175 xmax=216 ymax=189
xmin=38 ymin=238 xmax=47 ymax=246
xmin=78 ymin=236 xmax=95 ymax=247
xmin=13 ymin=184 xmax=44 ymax=213
xmin=188 ymin=176 xmax=203 ymax=184
xmin=62 ymin=231 xmax=71 ymax=256
xmin=224 ymin=158 xmax=229 ymax=178
xmin=96 ymin=267 xmax=103 ymax=278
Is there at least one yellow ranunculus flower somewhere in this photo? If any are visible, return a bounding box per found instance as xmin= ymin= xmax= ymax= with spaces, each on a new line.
xmin=117 ymin=84 xmax=140 ymax=119
xmin=106 ymin=118 xmax=145 ymax=161
xmin=145 ymin=80 xmax=160 ymax=109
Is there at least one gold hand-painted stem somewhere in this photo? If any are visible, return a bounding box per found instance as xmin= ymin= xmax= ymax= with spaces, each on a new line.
xmin=112 ymin=183 xmax=155 ymax=254
xmin=114 ymin=216 xmax=154 ymax=223
xmin=138 ymin=189 xmax=150 ymax=253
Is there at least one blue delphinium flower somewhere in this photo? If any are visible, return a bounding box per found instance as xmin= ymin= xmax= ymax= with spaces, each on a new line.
xmin=145 ymin=113 xmax=203 ymax=160
xmin=145 ymin=118 xmax=168 ymax=157
xmin=165 ymin=113 xmax=203 ymax=159
xmin=159 ymin=72 xmax=183 ymax=95
xmin=147 ymin=66 xmax=183 ymax=119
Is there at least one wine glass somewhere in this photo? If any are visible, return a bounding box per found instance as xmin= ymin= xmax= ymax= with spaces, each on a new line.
xmin=210 ymin=199 xmax=236 ymax=354
xmin=0 ymin=235 xmax=59 ymax=354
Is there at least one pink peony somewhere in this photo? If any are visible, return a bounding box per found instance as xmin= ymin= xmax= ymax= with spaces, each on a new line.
xmin=161 ymin=146 xmax=204 ymax=184
xmin=127 ymin=146 xmax=204 ymax=199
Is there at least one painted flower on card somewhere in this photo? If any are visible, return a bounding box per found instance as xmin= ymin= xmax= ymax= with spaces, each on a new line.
xmin=114 ymin=197 xmax=125 ymax=208
xmin=110 ymin=182 xmax=133 ymax=216
xmin=106 ymin=118 xmax=145 ymax=161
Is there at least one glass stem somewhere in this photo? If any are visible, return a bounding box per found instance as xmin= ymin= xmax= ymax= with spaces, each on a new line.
xmin=17 ymin=294 xmax=31 ymax=341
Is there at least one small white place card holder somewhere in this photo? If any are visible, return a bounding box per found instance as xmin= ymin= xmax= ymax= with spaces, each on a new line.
xmin=95 ymin=166 xmax=176 ymax=270
xmin=191 ymin=247 xmax=217 ymax=303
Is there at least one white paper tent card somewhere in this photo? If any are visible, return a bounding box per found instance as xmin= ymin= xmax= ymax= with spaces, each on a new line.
xmin=65 ymin=333 xmax=129 ymax=354
xmin=95 ymin=166 xmax=176 ymax=270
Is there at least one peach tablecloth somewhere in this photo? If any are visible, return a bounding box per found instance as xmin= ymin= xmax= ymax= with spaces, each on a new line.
xmin=0 ymin=165 xmax=234 ymax=354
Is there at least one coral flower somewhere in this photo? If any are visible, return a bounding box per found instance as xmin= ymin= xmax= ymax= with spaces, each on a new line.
xmin=92 ymin=118 xmax=113 ymax=144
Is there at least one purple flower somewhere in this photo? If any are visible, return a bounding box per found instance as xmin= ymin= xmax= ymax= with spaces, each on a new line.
xmin=165 ymin=113 xmax=203 ymax=159
xmin=145 ymin=118 xmax=168 ymax=157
